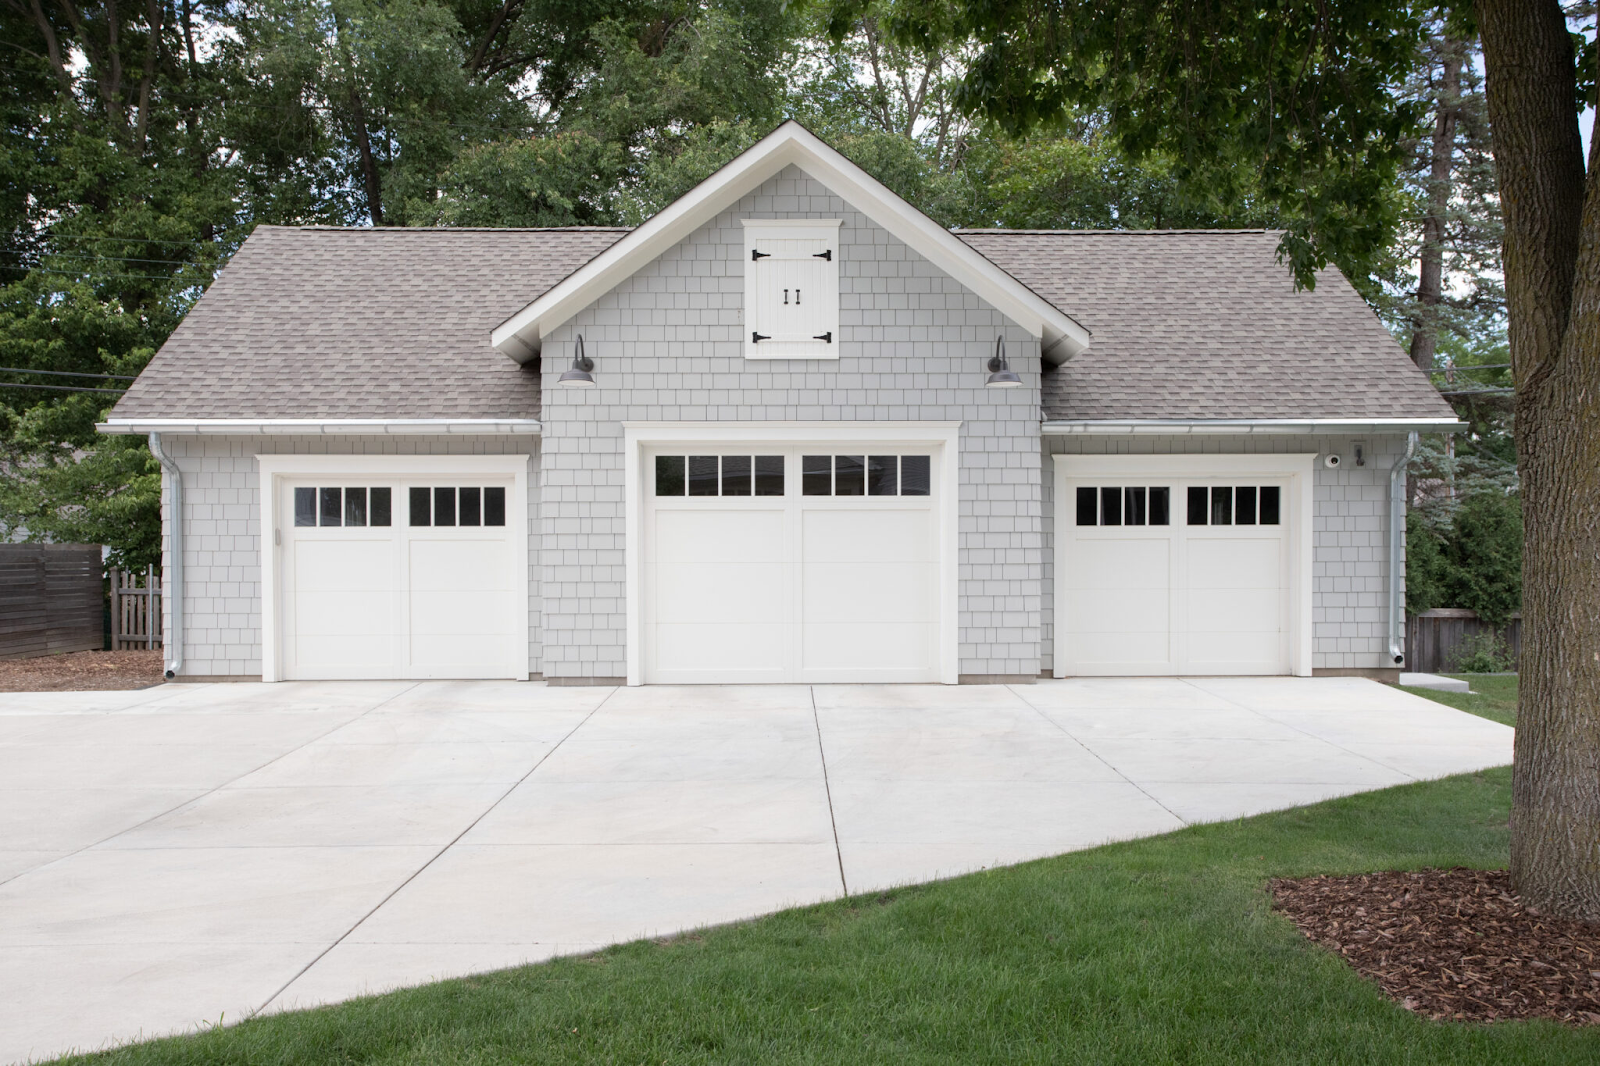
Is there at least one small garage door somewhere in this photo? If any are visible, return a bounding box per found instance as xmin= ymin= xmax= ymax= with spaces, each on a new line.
xmin=1059 ymin=481 xmax=1291 ymax=675
xmin=279 ymin=480 xmax=520 ymax=679
xmin=643 ymin=450 xmax=943 ymax=683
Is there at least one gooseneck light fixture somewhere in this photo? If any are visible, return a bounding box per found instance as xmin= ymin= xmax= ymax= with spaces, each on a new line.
xmin=558 ymin=334 xmax=595 ymax=387
xmin=985 ymin=334 xmax=1021 ymax=388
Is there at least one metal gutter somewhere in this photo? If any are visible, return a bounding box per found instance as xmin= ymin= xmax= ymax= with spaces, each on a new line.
xmin=147 ymin=433 xmax=183 ymax=680
xmin=1387 ymin=432 xmax=1419 ymax=666
xmin=98 ymin=418 xmax=542 ymax=436
xmin=1041 ymin=418 xmax=1467 ymax=435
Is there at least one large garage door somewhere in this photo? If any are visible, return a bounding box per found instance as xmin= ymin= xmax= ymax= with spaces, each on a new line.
xmin=279 ymin=479 xmax=520 ymax=679
xmin=1059 ymin=481 xmax=1291 ymax=675
xmin=643 ymin=450 xmax=942 ymax=683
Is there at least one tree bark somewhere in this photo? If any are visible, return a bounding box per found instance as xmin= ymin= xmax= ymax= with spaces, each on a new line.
xmin=348 ymin=86 xmax=384 ymax=226
xmin=1478 ymin=0 xmax=1600 ymax=920
xmin=1409 ymin=37 xmax=1464 ymax=369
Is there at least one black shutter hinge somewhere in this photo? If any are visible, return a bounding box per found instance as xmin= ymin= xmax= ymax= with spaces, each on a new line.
xmin=752 ymin=332 xmax=770 ymax=343
xmin=813 ymin=249 xmax=832 ymax=261
xmin=812 ymin=331 xmax=832 ymax=343
xmin=751 ymin=249 xmax=770 ymax=261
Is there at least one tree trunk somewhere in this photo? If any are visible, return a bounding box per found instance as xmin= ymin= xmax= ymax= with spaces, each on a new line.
xmin=347 ymin=87 xmax=384 ymax=227
xmin=1478 ymin=0 xmax=1600 ymax=920
xmin=1409 ymin=38 xmax=1464 ymax=369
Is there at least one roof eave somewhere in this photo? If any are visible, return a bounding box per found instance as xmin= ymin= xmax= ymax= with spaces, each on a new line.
xmin=1041 ymin=417 xmax=1467 ymax=435
xmin=98 ymin=418 xmax=543 ymax=436
xmin=491 ymin=121 xmax=1090 ymax=364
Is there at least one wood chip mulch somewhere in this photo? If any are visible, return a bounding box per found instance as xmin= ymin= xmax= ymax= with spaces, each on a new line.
xmin=0 ymin=648 xmax=166 ymax=691
xmin=1271 ymin=868 xmax=1600 ymax=1025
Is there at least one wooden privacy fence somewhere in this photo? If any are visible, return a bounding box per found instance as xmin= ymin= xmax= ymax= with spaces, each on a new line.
xmin=109 ymin=565 xmax=162 ymax=649
xmin=0 ymin=544 xmax=104 ymax=660
xmin=1407 ymin=608 xmax=1521 ymax=674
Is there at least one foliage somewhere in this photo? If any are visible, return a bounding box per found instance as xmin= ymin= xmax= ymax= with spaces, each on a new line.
xmin=836 ymin=0 xmax=1431 ymax=289
xmin=1407 ymin=490 xmax=1523 ymax=628
xmin=1447 ymin=632 xmax=1517 ymax=674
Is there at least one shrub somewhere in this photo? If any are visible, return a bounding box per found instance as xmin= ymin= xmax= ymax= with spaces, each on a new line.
xmin=1406 ymin=489 xmax=1522 ymax=627
xmin=1446 ymin=631 xmax=1516 ymax=673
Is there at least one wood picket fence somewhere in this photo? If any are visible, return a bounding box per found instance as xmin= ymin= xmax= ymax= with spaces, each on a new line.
xmin=108 ymin=565 xmax=162 ymax=649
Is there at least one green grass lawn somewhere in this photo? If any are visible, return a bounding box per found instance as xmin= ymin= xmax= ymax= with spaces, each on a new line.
xmin=64 ymin=741 xmax=1587 ymax=1063
xmin=1402 ymin=673 xmax=1519 ymax=726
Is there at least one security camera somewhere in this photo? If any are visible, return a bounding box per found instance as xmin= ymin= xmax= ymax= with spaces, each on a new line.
xmin=1323 ymin=454 xmax=1341 ymax=469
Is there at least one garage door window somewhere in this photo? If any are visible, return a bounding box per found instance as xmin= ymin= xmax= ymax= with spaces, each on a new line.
xmin=654 ymin=455 xmax=785 ymax=497
xmin=408 ymin=486 xmax=507 ymax=526
xmin=1187 ymin=486 xmax=1281 ymax=526
xmin=293 ymin=487 xmax=392 ymax=528
xmin=802 ymin=454 xmax=930 ymax=496
xmin=1074 ymin=486 xmax=1170 ymax=526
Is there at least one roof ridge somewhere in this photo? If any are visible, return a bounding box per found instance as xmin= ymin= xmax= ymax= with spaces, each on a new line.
xmin=955 ymin=228 xmax=1278 ymax=236
xmin=267 ymin=225 xmax=635 ymax=234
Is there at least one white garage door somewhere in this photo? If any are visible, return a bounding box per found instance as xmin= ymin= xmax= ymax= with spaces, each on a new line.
xmin=1059 ymin=480 xmax=1291 ymax=675
xmin=643 ymin=450 xmax=942 ymax=683
xmin=279 ymin=479 xmax=521 ymax=679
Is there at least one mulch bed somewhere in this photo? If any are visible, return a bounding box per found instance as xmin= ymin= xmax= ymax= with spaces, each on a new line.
xmin=0 ymin=648 xmax=166 ymax=691
xmin=1272 ymin=868 xmax=1600 ymax=1025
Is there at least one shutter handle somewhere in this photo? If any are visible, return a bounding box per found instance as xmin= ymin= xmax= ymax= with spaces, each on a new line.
xmin=813 ymin=249 xmax=832 ymax=261
xmin=751 ymin=249 xmax=770 ymax=261
xmin=812 ymin=332 xmax=832 ymax=343
xmin=752 ymin=332 xmax=770 ymax=343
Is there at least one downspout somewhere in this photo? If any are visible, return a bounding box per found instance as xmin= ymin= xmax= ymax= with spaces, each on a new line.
xmin=148 ymin=433 xmax=183 ymax=679
xmin=1387 ymin=432 xmax=1419 ymax=667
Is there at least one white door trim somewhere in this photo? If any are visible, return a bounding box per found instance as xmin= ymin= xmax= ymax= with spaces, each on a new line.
xmin=257 ymin=452 xmax=531 ymax=682
xmin=623 ymin=421 xmax=961 ymax=686
xmin=1052 ymin=452 xmax=1316 ymax=677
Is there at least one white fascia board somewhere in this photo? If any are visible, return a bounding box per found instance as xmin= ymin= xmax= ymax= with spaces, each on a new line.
xmin=98 ymin=418 xmax=542 ymax=436
xmin=1040 ymin=418 xmax=1467 ymax=436
xmin=491 ymin=121 xmax=1091 ymax=364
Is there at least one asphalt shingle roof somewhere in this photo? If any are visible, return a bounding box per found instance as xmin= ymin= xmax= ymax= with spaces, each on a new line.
xmin=955 ymin=229 xmax=1455 ymax=421
xmin=111 ymin=224 xmax=1453 ymax=424
xmin=109 ymin=225 xmax=628 ymax=421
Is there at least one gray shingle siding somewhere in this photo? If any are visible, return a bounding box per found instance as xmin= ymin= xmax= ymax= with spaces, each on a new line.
xmin=157 ymin=435 xmax=539 ymax=678
xmin=1040 ymin=433 xmax=1405 ymax=673
xmin=538 ymin=164 xmax=1043 ymax=680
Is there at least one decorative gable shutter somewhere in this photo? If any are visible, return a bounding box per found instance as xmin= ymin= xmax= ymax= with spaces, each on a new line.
xmin=744 ymin=222 xmax=840 ymax=359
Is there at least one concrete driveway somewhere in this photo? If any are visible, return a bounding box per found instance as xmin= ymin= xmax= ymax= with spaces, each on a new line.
xmin=1 ymin=677 xmax=1511 ymax=1063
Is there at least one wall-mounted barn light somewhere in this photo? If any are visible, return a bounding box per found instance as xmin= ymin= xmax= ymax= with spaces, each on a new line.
xmin=558 ymin=334 xmax=595 ymax=387
xmin=985 ymin=335 xmax=1021 ymax=388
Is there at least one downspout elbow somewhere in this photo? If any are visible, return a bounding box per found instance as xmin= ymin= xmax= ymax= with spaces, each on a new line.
xmin=148 ymin=433 xmax=183 ymax=679
xmin=1387 ymin=432 xmax=1419 ymax=668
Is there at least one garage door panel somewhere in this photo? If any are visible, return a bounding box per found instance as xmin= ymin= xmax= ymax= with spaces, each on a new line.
xmin=1186 ymin=588 xmax=1282 ymax=631
xmin=1064 ymin=588 xmax=1170 ymax=633
xmin=1186 ymin=628 xmax=1282 ymax=669
xmin=410 ymin=632 xmax=514 ymax=672
xmin=293 ymin=540 xmax=393 ymax=589
xmin=1067 ymin=539 xmax=1169 ymax=589
xmin=802 ymin=562 xmax=934 ymax=623
xmin=292 ymin=633 xmax=394 ymax=671
xmin=802 ymin=622 xmax=933 ymax=673
xmin=409 ymin=539 xmax=509 ymax=589
xmin=409 ymin=590 xmax=514 ymax=636
xmin=654 ymin=623 xmax=789 ymax=673
xmin=802 ymin=509 xmax=934 ymax=563
xmin=652 ymin=563 xmax=789 ymax=624
xmin=1070 ymin=629 xmax=1173 ymax=668
xmin=654 ymin=510 xmax=787 ymax=563
xmin=1186 ymin=540 xmax=1281 ymax=589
